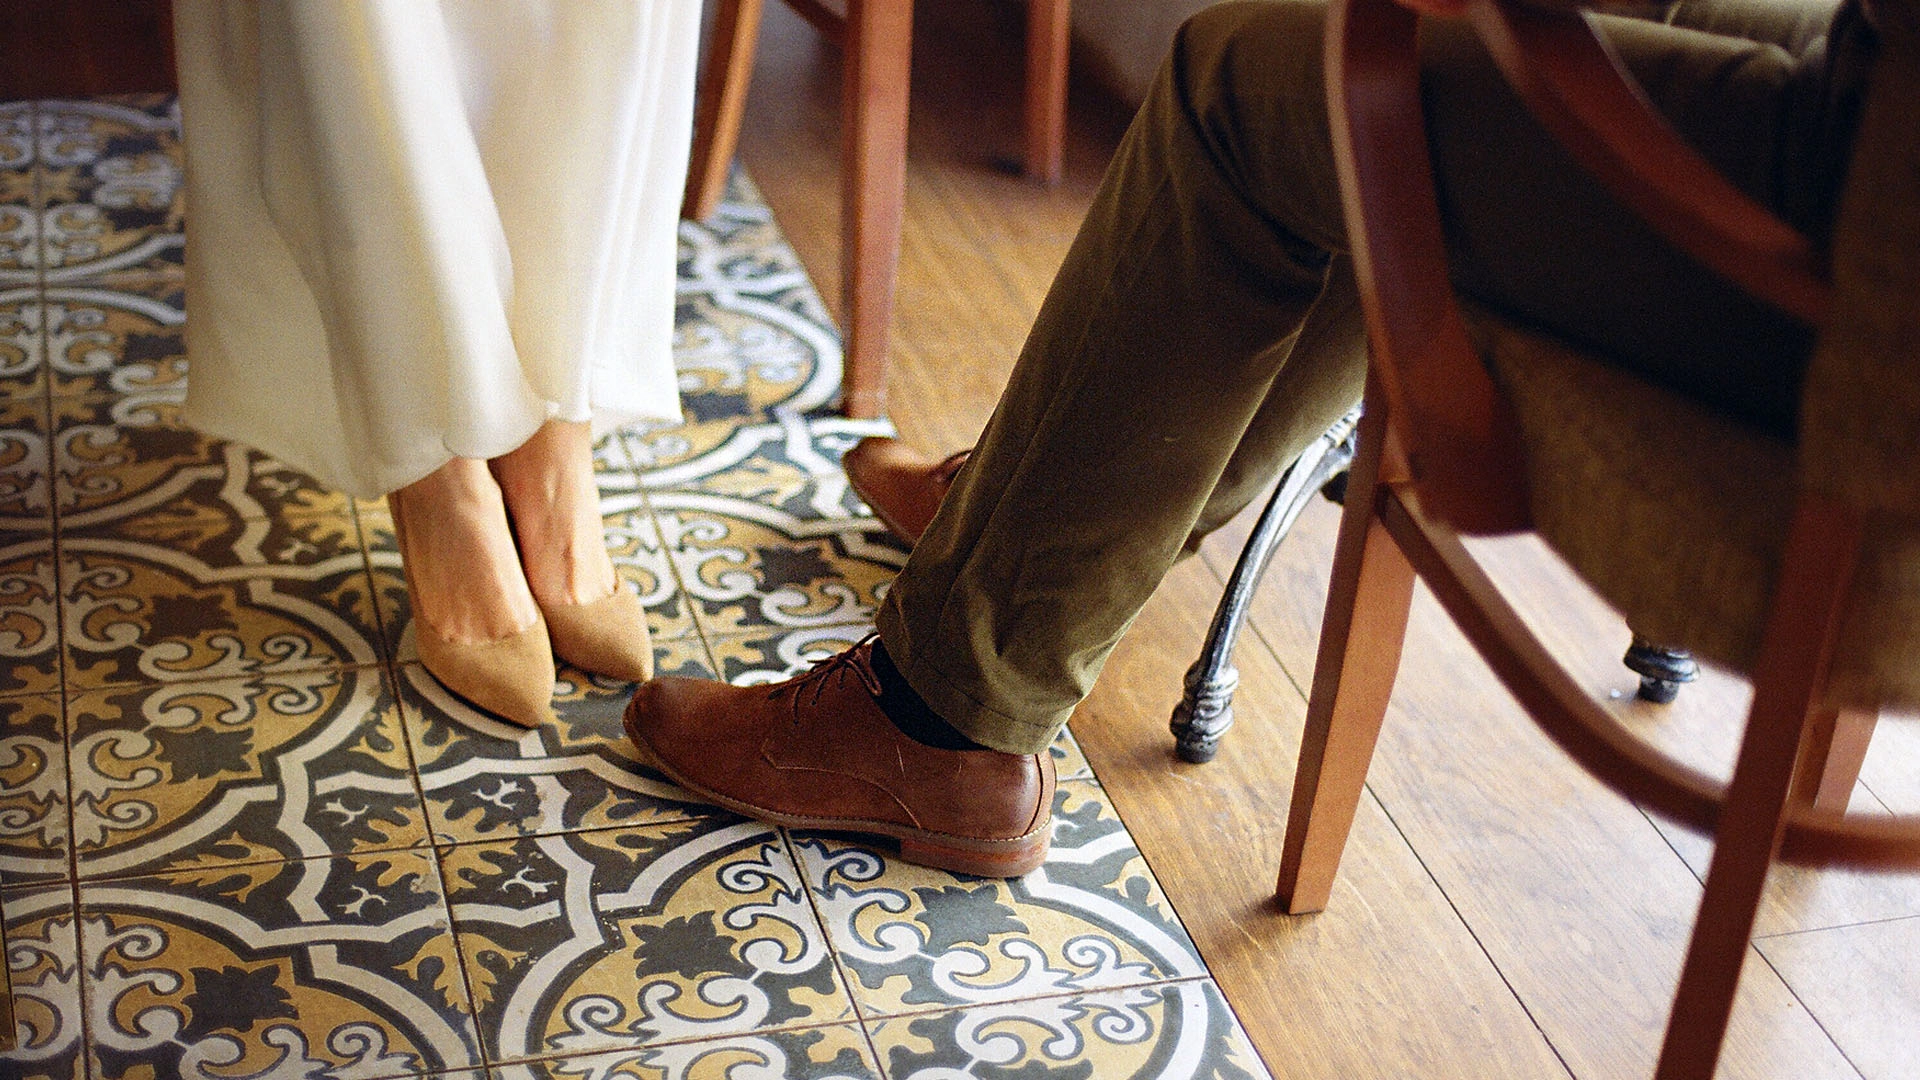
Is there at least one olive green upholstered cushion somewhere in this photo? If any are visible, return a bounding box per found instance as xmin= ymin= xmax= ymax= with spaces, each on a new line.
xmin=1467 ymin=310 xmax=1920 ymax=710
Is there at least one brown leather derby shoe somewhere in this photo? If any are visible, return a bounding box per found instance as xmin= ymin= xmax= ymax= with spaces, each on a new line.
xmin=842 ymin=437 xmax=969 ymax=545
xmin=624 ymin=638 xmax=1054 ymax=877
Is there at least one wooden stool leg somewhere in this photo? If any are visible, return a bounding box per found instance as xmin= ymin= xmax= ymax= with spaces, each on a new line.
xmin=1788 ymin=706 xmax=1877 ymax=812
xmin=1277 ymin=407 xmax=1416 ymax=914
xmin=838 ymin=0 xmax=913 ymax=419
xmin=1023 ymin=0 xmax=1070 ymax=185
xmin=683 ymin=0 xmax=765 ymax=223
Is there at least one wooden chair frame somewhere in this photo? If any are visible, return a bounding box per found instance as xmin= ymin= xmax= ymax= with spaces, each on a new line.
xmin=1277 ymin=0 xmax=1920 ymax=1076
xmin=683 ymin=0 xmax=1075 ymax=417
xmin=683 ymin=0 xmax=916 ymax=419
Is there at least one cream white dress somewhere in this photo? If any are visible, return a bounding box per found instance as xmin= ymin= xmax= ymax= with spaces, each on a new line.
xmin=173 ymin=1 xmax=701 ymax=498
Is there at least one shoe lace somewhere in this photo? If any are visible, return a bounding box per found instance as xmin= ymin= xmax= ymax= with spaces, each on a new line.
xmin=769 ymin=632 xmax=884 ymax=714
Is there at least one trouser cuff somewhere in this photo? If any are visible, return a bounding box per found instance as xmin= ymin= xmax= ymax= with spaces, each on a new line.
xmin=875 ymin=604 xmax=1072 ymax=756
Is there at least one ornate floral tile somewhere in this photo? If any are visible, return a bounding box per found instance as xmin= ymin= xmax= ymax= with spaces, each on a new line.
xmin=496 ymin=1023 xmax=883 ymax=1080
xmin=1 ymin=884 xmax=85 ymax=1080
xmin=77 ymin=848 xmax=482 ymax=1078
xmin=35 ymin=96 xmax=184 ymax=283
xmin=0 ymin=696 xmax=68 ymax=885
xmin=395 ymin=662 xmax=720 ymax=846
xmin=42 ymin=279 xmax=187 ymax=398
xmin=602 ymin=508 xmax=703 ymax=645
xmin=1050 ymin=728 xmax=1097 ymax=783
xmin=0 ymin=394 xmax=52 ymax=529
xmin=0 ymin=101 xmax=34 ymax=282
xmin=59 ymin=513 xmax=384 ymax=690
xmin=628 ymin=176 xmax=849 ymax=483
xmin=864 ymin=978 xmax=1271 ymax=1079
xmin=639 ymin=352 xmax=903 ymax=637
xmin=0 ymin=535 xmax=61 ymax=697
xmin=0 ymin=110 xmax=1279 ymax=1079
xmin=1 ymin=288 xmax=43 ymax=400
xmin=439 ymin=821 xmax=856 ymax=1065
xmin=52 ymin=390 xmax=350 ymax=529
xmin=649 ymin=634 xmax=717 ymax=682
xmin=652 ymin=489 xmax=903 ymax=640
xmin=705 ymin=623 xmax=877 ymax=686
xmin=796 ymin=780 xmax=1206 ymax=1017
xmin=65 ymin=667 xmax=426 ymax=882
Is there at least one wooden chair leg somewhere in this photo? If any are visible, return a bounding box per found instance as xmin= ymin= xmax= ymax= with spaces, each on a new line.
xmin=1655 ymin=697 xmax=1822 ymax=1079
xmin=1023 ymin=0 xmax=1070 ymax=185
xmin=1654 ymin=498 xmax=1863 ymax=1079
xmin=1277 ymin=406 xmax=1416 ymax=914
xmin=683 ymin=0 xmax=766 ymax=223
xmin=1790 ymin=707 xmax=1877 ymax=812
xmin=838 ymin=0 xmax=913 ymax=419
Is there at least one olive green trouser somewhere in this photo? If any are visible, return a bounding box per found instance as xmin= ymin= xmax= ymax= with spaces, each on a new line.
xmin=877 ymin=0 xmax=1860 ymax=753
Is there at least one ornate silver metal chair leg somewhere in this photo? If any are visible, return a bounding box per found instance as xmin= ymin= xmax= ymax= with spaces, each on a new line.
xmin=1171 ymin=408 xmax=1362 ymax=762
xmin=1623 ymin=636 xmax=1699 ymax=703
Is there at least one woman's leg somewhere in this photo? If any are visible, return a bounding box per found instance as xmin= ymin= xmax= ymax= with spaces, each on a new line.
xmin=388 ymin=456 xmax=558 ymax=728
xmin=390 ymin=458 xmax=539 ymax=642
xmin=488 ymin=420 xmax=619 ymax=609
xmin=490 ymin=421 xmax=655 ymax=683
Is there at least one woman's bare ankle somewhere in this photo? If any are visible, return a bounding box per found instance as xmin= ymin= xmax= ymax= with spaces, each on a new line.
xmin=391 ymin=458 xmax=541 ymax=643
xmin=490 ymin=419 xmax=619 ymax=609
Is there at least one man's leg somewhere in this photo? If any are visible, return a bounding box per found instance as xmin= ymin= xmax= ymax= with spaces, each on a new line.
xmin=627 ymin=2 xmax=1355 ymax=875
xmin=882 ymin=0 xmax=1844 ymax=756
xmin=879 ymin=1 xmax=1366 ymax=754
xmin=627 ymin=0 xmax=1845 ymax=875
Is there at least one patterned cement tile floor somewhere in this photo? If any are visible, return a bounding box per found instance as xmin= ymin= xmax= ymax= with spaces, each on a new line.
xmin=0 ymin=97 xmax=1271 ymax=1079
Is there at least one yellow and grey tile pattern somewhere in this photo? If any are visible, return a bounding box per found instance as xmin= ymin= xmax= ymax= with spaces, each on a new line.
xmin=0 ymin=97 xmax=1270 ymax=1080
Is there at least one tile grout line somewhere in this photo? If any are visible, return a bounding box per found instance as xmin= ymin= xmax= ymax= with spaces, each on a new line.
xmin=617 ymin=439 xmax=718 ymax=675
xmin=625 ymin=446 xmax=728 ymax=669
xmin=35 ymin=93 xmax=104 ymax=1080
xmin=420 ymin=836 xmax=490 ymax=1074
xmin=777 ymin=827 xmax=893 ymax=1074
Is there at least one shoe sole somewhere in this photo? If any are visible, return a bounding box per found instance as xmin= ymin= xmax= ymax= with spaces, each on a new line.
xmin=623 ymin=696 xmax=1051 ymax=877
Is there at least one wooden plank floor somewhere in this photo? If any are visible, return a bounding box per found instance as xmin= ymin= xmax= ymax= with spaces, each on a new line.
xmin=731 ymin=2 xmax=1920 ymax=1076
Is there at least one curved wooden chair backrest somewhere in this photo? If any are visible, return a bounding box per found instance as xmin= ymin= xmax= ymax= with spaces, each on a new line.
xmin=1322 ymin=0 xmax=1920 ymax=864
xmin=1327 ymin=0 xmax=1830 ymax=536
xmin=1298 ymin=4 xmax=1915 ymax=1069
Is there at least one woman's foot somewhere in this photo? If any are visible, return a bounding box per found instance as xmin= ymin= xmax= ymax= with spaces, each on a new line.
xmin=389 ymin=459 xmax=555 ymax=727
xmin=491 ymin=420 xmax=654 ymax=682
xmin=391 ymin=458 xmax=542 ymax=642
xmin=489 ymin=420 xmax=617 ymax=608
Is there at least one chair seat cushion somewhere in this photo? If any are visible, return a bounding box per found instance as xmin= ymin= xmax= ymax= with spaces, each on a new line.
xmin=1466 ymin=308 xmax=1920 ymax=710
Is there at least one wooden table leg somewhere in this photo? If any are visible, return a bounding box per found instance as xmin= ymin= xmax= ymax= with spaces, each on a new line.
xmin=838 ymin=0 xmax=913 ymax=418
xmin=1023 ymin=0 xmax=1070 ymax=185
xmin=683 ymin=0 xmax=766 ymax=222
